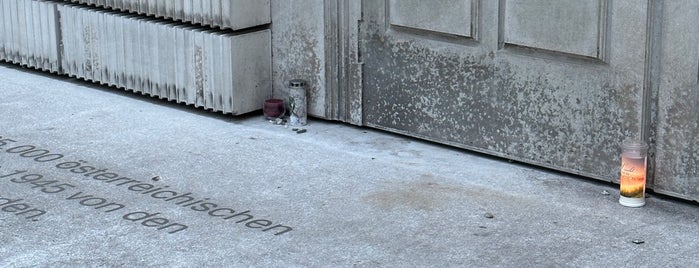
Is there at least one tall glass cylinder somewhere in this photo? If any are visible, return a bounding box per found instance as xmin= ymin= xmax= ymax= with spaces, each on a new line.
xmin=288 ymin=79 xmax=307 ymax=127
xmin=619 ymin=138 xmax=649 ymax=207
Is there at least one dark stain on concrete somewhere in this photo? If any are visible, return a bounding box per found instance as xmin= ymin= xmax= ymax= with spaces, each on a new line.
xmin=363 ymin=175 xmax=528 ymax=212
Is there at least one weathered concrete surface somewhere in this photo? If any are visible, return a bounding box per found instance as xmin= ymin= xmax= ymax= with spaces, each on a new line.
xmin=271 ymin=0 xmax=326 ymax=117
xmin=504 ymin=0 xmax=602 ymax=59
xmin=63 ymin=0 xmax=271 ymax=31
xmin=362 ymin=1 xmax=647 ymax=186
xmin=59 ymin=4 xmax=272 ymax=115
xmin=2 ymin=0 xmax=272 ymax=115
xmin=389 ymin=0 xmax=473 ymax=38
xmin=651 ymin=0 xmax=699 ymax=201
xmin=2 ymin=65 xmax=699 ymax=267
xmin=0 ymin=0 xmax=61 ymax=73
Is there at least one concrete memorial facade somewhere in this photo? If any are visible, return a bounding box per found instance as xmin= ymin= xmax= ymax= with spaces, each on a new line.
xmin=0 ymin=1 xmax=697 ymax=200
xmin=1 ymin=65 xmax=699 ymax=266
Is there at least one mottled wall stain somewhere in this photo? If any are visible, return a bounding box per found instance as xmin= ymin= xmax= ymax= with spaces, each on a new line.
xmin=271 ymin=0 xmax=326 ymax=117
xmin=654 ymin=83 xmax=699 ymax=199
xmin=193 ymin=45 xmax=206 ymax=107
xmin=363 ymin=31 xmax=643 ymax=181
xmin=649 ymin=0 xmax=699 ymax=201
xmin=82 ymin=25 xmax=97 ymax=75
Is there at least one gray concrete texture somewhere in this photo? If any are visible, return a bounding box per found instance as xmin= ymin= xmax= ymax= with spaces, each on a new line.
xmin=271 ymin=0 xmax=327 ymax=117
xmin=363 ymin=0 xmax=647 ymax=187
xmin=60 ymin=0 xmax=271 ymax=31
xmin=361 ymin=0 xmax=699 ymax=203
xmin=1 ymin=64 xmax=698 ymax=267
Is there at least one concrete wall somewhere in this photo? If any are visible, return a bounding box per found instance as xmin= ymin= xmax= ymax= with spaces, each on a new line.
xmin=268 ymin=0 xmax=699 ymax=201
xmin=361 ymin=0 xmax=646 ymax=182
xmin=3 ymin=0 xmax=698 ymax=201
xmin=356 ymin=0 xmax=699 ymax=201
xmin=271 ymin=0 xmax=326 ymax=118
xmin=652 ymin=0 xmax=699 ymax=200
xmin=1 ymin=0 xmax=272 ymax=115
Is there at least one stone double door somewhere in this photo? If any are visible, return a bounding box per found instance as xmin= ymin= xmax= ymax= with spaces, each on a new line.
xmin=344 ymin=0 xmax=699 ymax=201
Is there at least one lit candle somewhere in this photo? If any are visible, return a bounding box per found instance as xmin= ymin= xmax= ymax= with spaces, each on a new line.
xmin=619 ymin=138 xmax=649 ymax=207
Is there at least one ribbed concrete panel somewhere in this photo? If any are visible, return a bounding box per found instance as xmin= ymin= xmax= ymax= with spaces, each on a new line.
xmin=62 ymin=0 xmax=271 ymax=30
xmin=58 ymin=4 xmax=271 ymax=114
xmin=0 ymin=0 xmax=61 ymax=73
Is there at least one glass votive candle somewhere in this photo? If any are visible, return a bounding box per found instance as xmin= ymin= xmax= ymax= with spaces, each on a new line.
xmin=263 ymin=98 xmax=285 ymax=120
xmin=619 ymin=138 xmax=649 ymax=207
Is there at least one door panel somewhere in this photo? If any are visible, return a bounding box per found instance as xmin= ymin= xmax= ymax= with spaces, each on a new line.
xmin=503 ymin=0 xmax=605 ymax=59
xmin=362 ymin=0 xmax=648 ymax=181
xmin=389 ymin=0 xmax=475 ymax=38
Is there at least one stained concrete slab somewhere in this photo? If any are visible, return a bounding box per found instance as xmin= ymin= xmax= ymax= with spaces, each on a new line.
xmin=1 ymin=64 xmax=698 ymax=267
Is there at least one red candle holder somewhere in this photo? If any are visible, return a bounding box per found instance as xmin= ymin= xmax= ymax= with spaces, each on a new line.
xmin=263 ymin=99 xmax=285 ymax=120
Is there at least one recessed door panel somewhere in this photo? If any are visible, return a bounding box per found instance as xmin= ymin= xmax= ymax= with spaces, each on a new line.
xmin=389 ymin=0 xmax=474 ymax=38
xmin=503 ymin=0 xmax=605 ymax=59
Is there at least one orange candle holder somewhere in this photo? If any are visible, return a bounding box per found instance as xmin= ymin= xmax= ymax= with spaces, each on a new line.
xmin=619 ymin=138 xmax=648 ymax=207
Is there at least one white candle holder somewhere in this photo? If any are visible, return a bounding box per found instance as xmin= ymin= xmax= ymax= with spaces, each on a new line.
xmin=619 ymin=138 xmax=649 ymax=207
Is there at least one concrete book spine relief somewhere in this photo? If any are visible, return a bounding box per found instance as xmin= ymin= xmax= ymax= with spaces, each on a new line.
xmin=62 ymin=0 xmax=271 ymax=31
xmin=0 ymin=0 xmax=61 ymax=73
xmin=1 ymin=0 xmax=271 ymax=115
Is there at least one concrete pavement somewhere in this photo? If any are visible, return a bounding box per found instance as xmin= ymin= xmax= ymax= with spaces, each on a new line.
xmin=1 ymin=64 xmax=698 ymax=267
